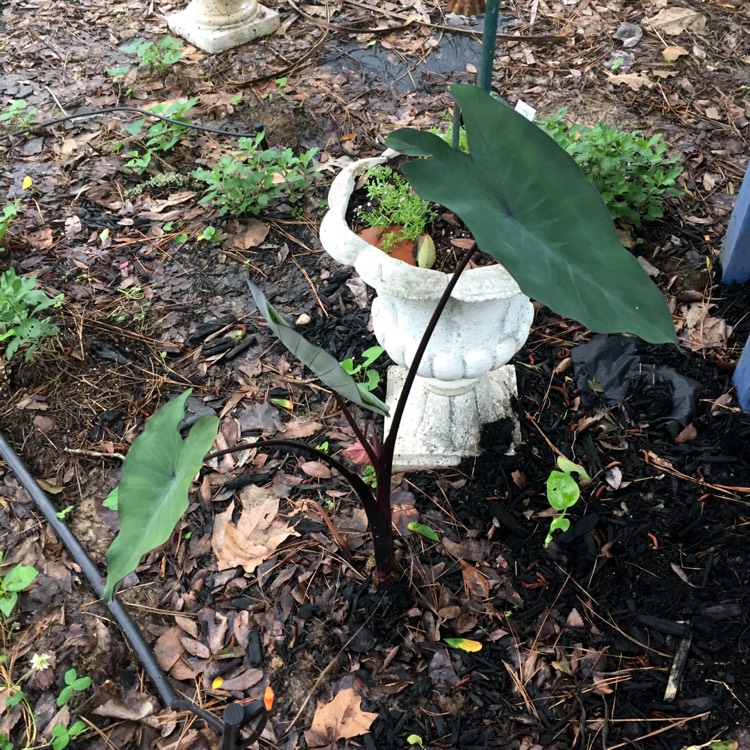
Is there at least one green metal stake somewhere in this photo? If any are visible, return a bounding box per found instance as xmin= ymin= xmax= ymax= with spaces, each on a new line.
xmin=452 ymin=0 xmax=501 ymax=149
xmin=478 ymin=0 xmax=501 ymax=93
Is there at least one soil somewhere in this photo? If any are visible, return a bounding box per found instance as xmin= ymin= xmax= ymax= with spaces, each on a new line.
xmin=0 ymin=0 xmax=749 ymax=749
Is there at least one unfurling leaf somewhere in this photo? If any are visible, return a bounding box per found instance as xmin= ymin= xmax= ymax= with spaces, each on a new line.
xmin=444 ymin=637 xmax=483 ymax=652
xmin=416 ymin=234 xmax=436 ymax=269
xmin=407 ymin=521 xmax=440 ymax=542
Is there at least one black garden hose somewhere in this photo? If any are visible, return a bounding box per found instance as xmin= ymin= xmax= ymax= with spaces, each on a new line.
xmin=0 ymin=432 xmax=224 ymax=733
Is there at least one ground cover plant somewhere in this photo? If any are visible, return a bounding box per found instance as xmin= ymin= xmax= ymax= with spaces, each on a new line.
xmin=537 ymin=109 xmax=684 ymax=226
xmin=358 ymin=165 xmax=436 ymax=251
xmin=0 ymin=0 xmax=748 ymax=748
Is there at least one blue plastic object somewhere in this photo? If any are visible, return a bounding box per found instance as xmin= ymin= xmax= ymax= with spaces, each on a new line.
xmin=721 ymin=167 xmax=750 ymax=284
xmin=734 ymin=341 xmax=750 ymax=412
xmin=721 ymin=166 xmax=750 ymax=411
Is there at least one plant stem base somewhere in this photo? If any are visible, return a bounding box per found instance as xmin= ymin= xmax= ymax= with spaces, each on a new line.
xmin=167 ymin=0 xmax=280 ymax=54
xmin=385 ymin=365 xmax=520 ymax=471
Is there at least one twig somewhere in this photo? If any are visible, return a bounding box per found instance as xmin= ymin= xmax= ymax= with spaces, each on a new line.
xmin=44 ymin=87 xmax=68 ymax=117
xmin=64 ymin=448 xmax=126 ymax=461
xmin=663 ymin=626 xmax=692 ymax=702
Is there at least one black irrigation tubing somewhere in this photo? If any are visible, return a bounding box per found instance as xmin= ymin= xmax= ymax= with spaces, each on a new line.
xmin=0 ymin=432 xmax=232 ymax=735
xmin=0 ymin=106 xmax=263 ymax=143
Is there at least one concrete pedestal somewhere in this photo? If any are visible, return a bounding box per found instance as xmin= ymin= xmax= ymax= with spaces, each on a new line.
xmin=385 ymin=365 xmax=520 ymax=471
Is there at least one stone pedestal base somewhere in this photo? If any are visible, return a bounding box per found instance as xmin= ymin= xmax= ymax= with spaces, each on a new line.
xmin=385 ymin=365 xmax=520 ymax=471
xmin=167 ymin=0 xmax=280 ymax=54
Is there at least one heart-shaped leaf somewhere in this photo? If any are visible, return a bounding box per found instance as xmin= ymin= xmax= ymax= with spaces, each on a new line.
xmin=246 ymin=276 xmax=388 ymax=416
xmin=546 ymin=470 xmax=580 ymax=511
xmin=104 ymin=390 xmax=219 ymax=601
xmin=385 ymin=84 xmax=676 ymax=345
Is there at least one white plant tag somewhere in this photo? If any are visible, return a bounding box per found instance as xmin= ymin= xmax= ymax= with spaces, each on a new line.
xmin=514 ymin=100 xmax=537 ymax=121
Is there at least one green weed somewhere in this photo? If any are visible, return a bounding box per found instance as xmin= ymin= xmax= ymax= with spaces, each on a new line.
xmin=0 ymin=269 xmax=64 ymax=360
xmin=193 ymin=132 xmax=319 ymax=217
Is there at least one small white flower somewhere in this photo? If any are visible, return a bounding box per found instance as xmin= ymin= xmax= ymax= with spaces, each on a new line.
xmin=30 ymin=653 xmax=51 ymax=672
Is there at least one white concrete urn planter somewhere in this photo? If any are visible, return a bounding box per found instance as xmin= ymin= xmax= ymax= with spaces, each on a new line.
xmin=167 ymin=0 xmax=280 ymax=54
xmin=320 ymin=150 xmax=534 ymax=470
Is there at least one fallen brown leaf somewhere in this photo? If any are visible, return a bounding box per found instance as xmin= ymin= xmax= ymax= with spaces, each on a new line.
xmin=606 ymin=72 xmax=653 ymax=90
xmin=646 ymin=7 xmax=706 ymax=35
xmin=153 ymin=627 xmax=185 ymax=671
xmin=459 ymin=560 xmax=490 ymax=598
xmin=212 ymin=485 xmax=299 ymax=571
xmin=305 ymin=687 xmax=378 ymax=747
xmin=662 ymin=45 xmax=689 ymax=61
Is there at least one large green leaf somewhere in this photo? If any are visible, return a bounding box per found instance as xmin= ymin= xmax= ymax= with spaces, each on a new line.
xmin=385 ymin=85 xmax=676 ymax=344
xmin=246 ymin=276 xmax=389 ymax=416
xmin=104 ymin=390 xmax=219 ymax=601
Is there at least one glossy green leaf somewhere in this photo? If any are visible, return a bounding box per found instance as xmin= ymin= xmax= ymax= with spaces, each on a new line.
xmin=246 ymin=276 xmax=389 ymax=416
xmin=546 ymin=471 xmax=580 ymax=511
xmin=104 ymin=390 xmax=219 ymax=601
xmin=407 ymin=521 xmax=440 ymax=542
xmin=385 ymin=85 xmax=677 ymax=345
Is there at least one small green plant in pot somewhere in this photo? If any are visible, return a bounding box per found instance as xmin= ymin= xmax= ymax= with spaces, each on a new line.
xmin=357 ymin=166 xmax=436 ymax=266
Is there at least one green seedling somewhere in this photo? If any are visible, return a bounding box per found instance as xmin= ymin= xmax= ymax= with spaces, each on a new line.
xmin=0 ymin=99 xmax=37 ymax=130
xmin=193 ymin=132 xmax=319 ymax=217
xmin=359 ymin=166 xmax=436 ymax=252
xmin=198 ymin=225 xmax=221 ymax=243
xmin=0 ymin=269 xmax=64 ymax=360
xmin=538 ymin=109 xmax=683 ymax=226
xmin=124 ymin=149 xmax=152 ymax=174
xmin=56 ymin=668 xmax=93 ymax=707
xmin=362 ymin=464 xmax=377 ymax=488
xmin=2 ymin=654 xmax=91 ymax=750
xmin=51 ymin=720 xmax=87 ymax=750
xmin=544 ymin=456 xmax=591 ymax=547
xmin=119 ymin=36 xmax=183 ymax=74
xmin=339 ymin=345 xmax=385 ymax=393
xmin=122 ymin=97 xmax=197 ymax=152
xmin=407 ymin=736 xmax=424 ymax=747
xmin=0 ymin=202 xmax=18 ymax=251
xmin=0 ymin=554 xmax=39 ymax=618
xmin=267 ymin=77 xmax=288 ymax=101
